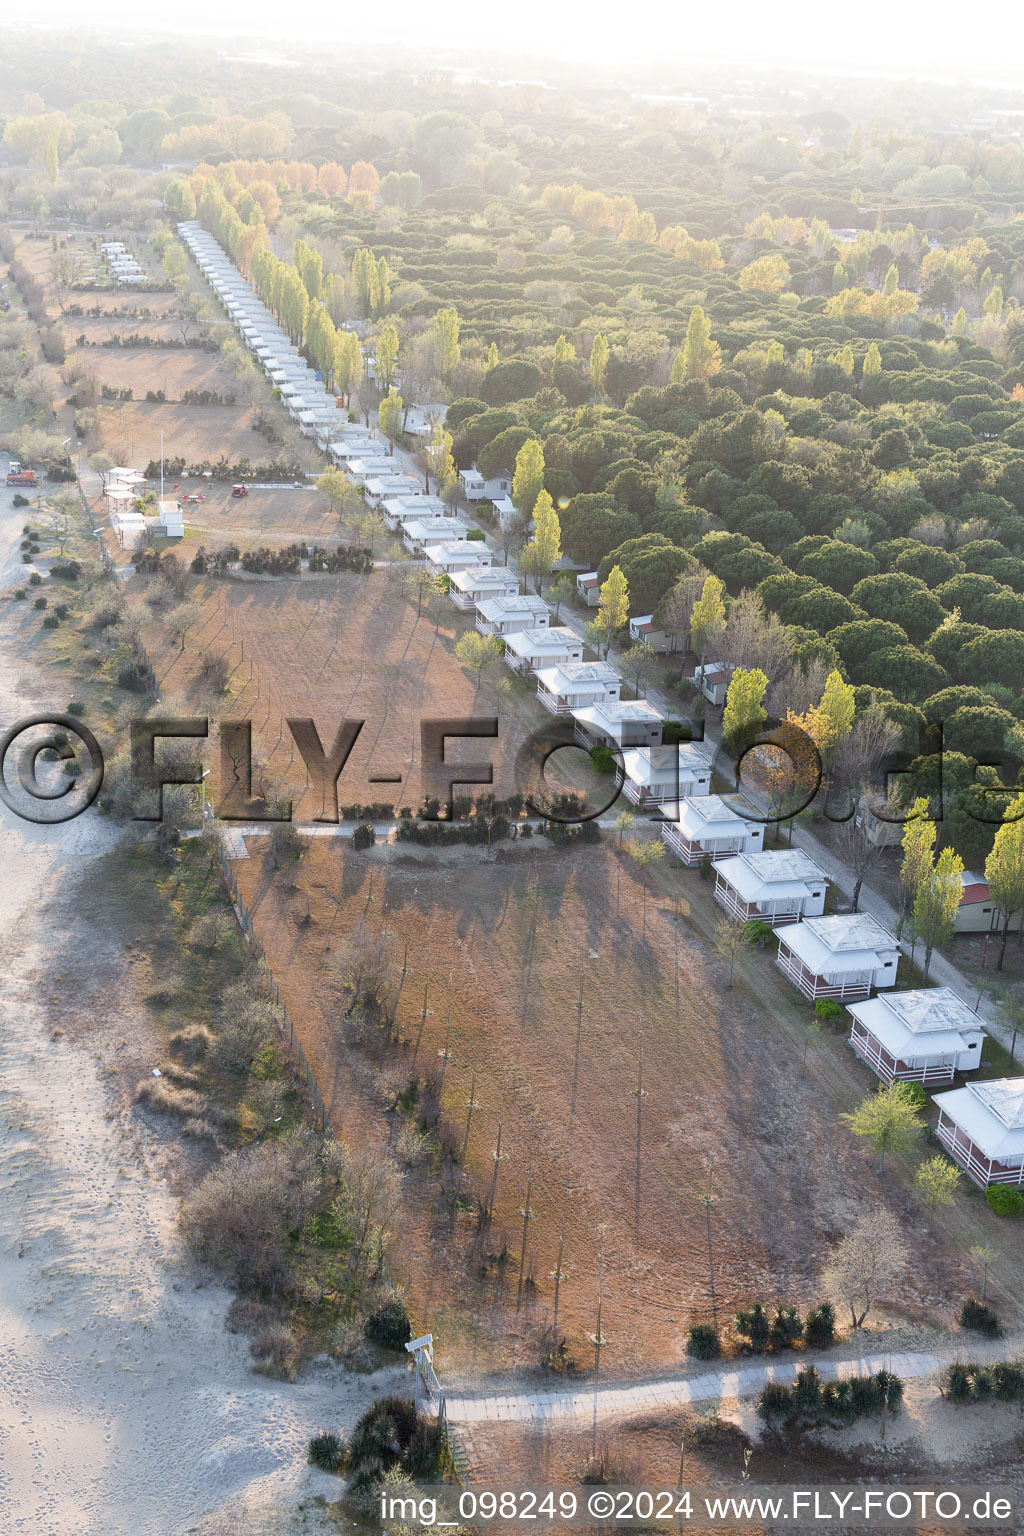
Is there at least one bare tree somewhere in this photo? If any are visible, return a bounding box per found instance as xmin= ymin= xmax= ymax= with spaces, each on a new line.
xmin=767 ymin=655 xmax=830 ymax=721
xmin=721 ymin=590 xmax=794 ymax=686
xmin=332 ymin=931 xmax=404 ymax=1041
xmin=659 ymin=567 xmax=710 ymax=655
xmin=830 ymin=708 xmax=902 ymax=911
xmin=824 ymin=1208 xmax=909 ymax=1330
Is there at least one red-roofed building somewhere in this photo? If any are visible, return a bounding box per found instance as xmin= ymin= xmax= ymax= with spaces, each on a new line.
xmin=954 ymin=870 xmax=1023 ymax=935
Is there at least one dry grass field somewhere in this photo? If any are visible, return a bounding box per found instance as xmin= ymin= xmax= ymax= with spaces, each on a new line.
xmin=129 ymin=562 xmax=530 ymax=813
xmin=234 ymin=833 xmax=974 ymax=1382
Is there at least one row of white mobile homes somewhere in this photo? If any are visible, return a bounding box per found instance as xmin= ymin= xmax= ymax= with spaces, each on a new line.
xmin=424 ymin=541 xmax=494 ymax=575
xmin=383 ymin=495 xmax=446 ymax=529
xmin=178 ymin=221 xmax=354 ymax=445
xmin=404 ymin=517 xmax=465 ymax=553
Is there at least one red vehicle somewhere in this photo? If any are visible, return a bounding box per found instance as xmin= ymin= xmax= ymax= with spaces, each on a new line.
xmin=6 ymin=461 xmax=37 ymax=487
xmin=231 ymin=483 xmax=249 ymax=498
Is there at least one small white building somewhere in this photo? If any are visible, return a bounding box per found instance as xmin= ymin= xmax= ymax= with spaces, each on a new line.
xmin=775 ymin=913 xmax=899 ymax=1003
xmin=448 ymin=565 xmax=518 ymax=610
xmin=156 ymin=499 xmax=184 ymax=537
xmin=713 ymin=848 xmax=828 ymax=925
xmin=460 ymin=466 xmax=512 ymax=502
xmin=404 ymin=518 xmax=467 ymax=553
xmin=934 ymin=1078 xmax=1024 ymax=1188
xmin=504 ymin=625 xmax=583 ymax=674
xmin=573 ymin=699 xmax=664 ymax=751
xmin=425 ymin=541 xmax=494 ymax=574
xmin=536 ymin=662 xmax=620 ymax=716
xmin=347 ymin=457 xmax=397 ymax=484
xmin=660 ymin=794 xmax=763 ymax=866
xmin=848 ymin=988 xmax=986 ymax=1087
xmin=577 ymin=571 xmax=601 ymax=607
xmin=382 ymin=495 xmax=446 ymax=529
xmin=364 ymin=474 xmax=420 ymax=507
xmin=955 ymin=871 xmax=1023 ymax=935
xmin=618 ymin=743 xmax=711 ymax=807
xmin=475 ymin=594 xmax=549 ymax=636
xmin=693 ymin=661 xmax=735 ymax=708
xmin=628 ymin=614 xmax=675 ymax=652
xmin=493 ymin=495 xmax=521 ymax=531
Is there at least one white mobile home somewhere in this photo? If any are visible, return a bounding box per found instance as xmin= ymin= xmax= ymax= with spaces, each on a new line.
xmin=572 ymin=699 xmax=664 ymax=751
xmin=660 ymin=794 xmax=763 ymax=866
xmin=617 ymin=743 xmax=711 ymax=807
xmin=775 ymin=913 xmax=899 ymax=1003
xmin=364 ymin=475 xmax=420 ymax=508
xmin=714 ymin=849 xmax=827 ymax=925
xmin=934 ymin=1078 xmax=1024 ymax=1188
xmin=460 ymin=466 xmax=513 ymax=502
xmin=848 ymin=988 xmax=985 ymax=1087
xmin=693 ymin=662 xmax=735 ymax=708
xmin=577 ymin=571 xmax=601 ymax=607
xmin=382 ymin=495 xmax=445 ymax=529
xmin=628 ymin=614 xmax=675 ymax=652
xmin=425 ymin=542 xmax=494 ymax=574
xmin=955 ymin=871 xmax=1024 ymax=935
xmin=404 ymin=519 xmax=467 ymax=553
xmin=475 ymin=594 xmax=550 ymax=636
xmin=448 ymin=565 xmax=519 ymax=609
xmin=536 ymin=662 xmax=620 ymax=715
xmin=504 ymin=626 xmax=583 ymax=674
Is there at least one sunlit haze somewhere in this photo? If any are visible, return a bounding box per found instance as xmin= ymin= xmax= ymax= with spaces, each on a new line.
xmin=10 ymin=0 xmax=1024 ymax=79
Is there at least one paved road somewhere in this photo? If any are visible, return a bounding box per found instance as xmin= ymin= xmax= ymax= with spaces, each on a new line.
xmin=444 ymin=1340 xmax=1014 ymax=1424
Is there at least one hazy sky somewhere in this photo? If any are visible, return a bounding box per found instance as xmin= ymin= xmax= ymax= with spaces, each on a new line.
xmin=12 ymin=0 xmax=1024 ymax=81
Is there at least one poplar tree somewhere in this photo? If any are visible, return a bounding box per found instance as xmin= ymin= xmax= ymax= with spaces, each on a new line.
xmin=690 ymin=574 xmax=726 ymax=664
xmin=376 ymin=324 xmax=399 ymax=392
xmin=863 ymin=342 xmax=882 ymax=375
xmin=427 ymin=424 xmax=456 ymax=499
xmin=672 ymin=304 xmax=722 ymax=383
xmin=432 ymin=306 xmax=461 ymax=385
xmin=375 ymin=256 xmax=392 ymax=316
xmin=554 ymin=334 xmax=575 ymax=363
xmin=722 ymin=667 xmax=768 ymax=746
xmin=913 ymin=847 xmax=964 ymax=981
xmin=589 ymin=333 xmax=609 ymax=392
xmin=521 ymin=490 xmax=561 ymax=594
xmin=487 ymin=341 xmax=499 ymax=369
xmin=351 ymin=248 xmax=379 ymax=316
xmin=898 ymin=798 xmax=936 ymax=930
xmin=985 ymin=796 xmax=1024 ymax=970
xmin=810 ymin=669 xmax=855 ymax=759
xmin=597 ymin=565 xmax=629 ymax=654
xmin=512 ymin=438 xmax=545 ymax=518
xmin=882 ymin=263 xmax=899 ymax=295
xmin=379 ymin=388 xmax=404 ymax=446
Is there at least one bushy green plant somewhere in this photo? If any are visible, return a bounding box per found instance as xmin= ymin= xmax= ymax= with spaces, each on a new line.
xmin=959 ymin=1297 xmax=1000 ymax=1336
xmin=735 ymin=1301 xmax=771 ymax=1352
xmin=686 ymin=1323 xmax=720 ymax=1360
xmin=770 ymin=1304 xmax=804 ymax=1351
xmin=13 ymin=588 xmax=26 ymax=599
xmin=804 ymin=1302 xmax=836 ymax=1349
xmin=363 ymin=1298 xmax=412 ymax=1350
xmin=307 ymin=1430 xmax=344 ymax=1471
xmin=814 ymin=998 xmax=843 ymax=1027
xmin=986 ymin=1185 xmax=1024 ymax=1216
xmin=33 ymin=596 xmax=47 ymax=609
xmin=29 ymin=572 xmax=42 ymax=585
xmin=351 ymin=822 xmax=376 ymax=851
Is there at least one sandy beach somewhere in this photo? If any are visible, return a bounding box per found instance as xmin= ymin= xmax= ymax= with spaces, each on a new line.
xmin=0 ymin=481 xmax=404 ymax=1536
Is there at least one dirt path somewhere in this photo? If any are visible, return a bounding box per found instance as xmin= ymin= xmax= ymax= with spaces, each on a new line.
xmin=0 ymin=468 xmax=406 ymax=1536
xmin=444 ymin=1339 xmax=1017 ymax=1424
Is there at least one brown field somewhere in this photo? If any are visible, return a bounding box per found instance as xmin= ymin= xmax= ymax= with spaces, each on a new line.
xmin=93 ymin=397 xmax=321 ymax=473
xmin=128 ymin=563 xmax=531 ymax=811
xmin=74 ymin=344 xmax=240 ymax=400
xmin=235 ymin=832 xmax=975 ymax=1384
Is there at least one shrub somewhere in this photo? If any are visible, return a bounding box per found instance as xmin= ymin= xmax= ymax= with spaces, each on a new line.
xmin=959 ymin=1297 xmax=1000 ymax=1336
xmin=352 ymin=822 xmax=376 ymax=852
xmin=994 ymin=1362 xmax=1024 ymax=1402
xmin=12 ymin=493 xmax=28 ymax=507
xmin=986 ymin=1185 xmax=1024 ymax=1216
xmin=54 ymin=604 xmax=69 ymax=619
xmin=745 ymin=919 xmax=774 ymax=948
xmin=804 ymin=1302 xmax=836 ymax=1349
xmin=307 ymin=1430 xmax=345 ymax=1471
xmin=363 ymin=1297 xmax=412 ymax=1350
xmin=589 ymin=745 xmax=615 ymax=773
xmin=770 ymin=1305 xmax=804 ymax=1351
xmin=14 ymin=589 xmax=26 ymax=599
xmin=42 ymin=614 xmax=59 ymax=628
xmin=345 ymin=1395 xmax=450 ymax=1497
xmin=814 ymin=998 xmax=842 ymax=1026
xmin=29 ymin=572 xmax=42 ymax=586
xmin=51 ymin=560 xmax=81 ymax=581
xmin=269 ymin=823 xmax=307 ymax=867
xmin=117 ymin=660 xmax=156 ymax=692
xmin=687 ymin=1323 xmax=720 ymax=1360
xmin=735 ymin=1301 xmax=772 ymax=1352
xmin=33 ymin=596 xmax=47 ymax=610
